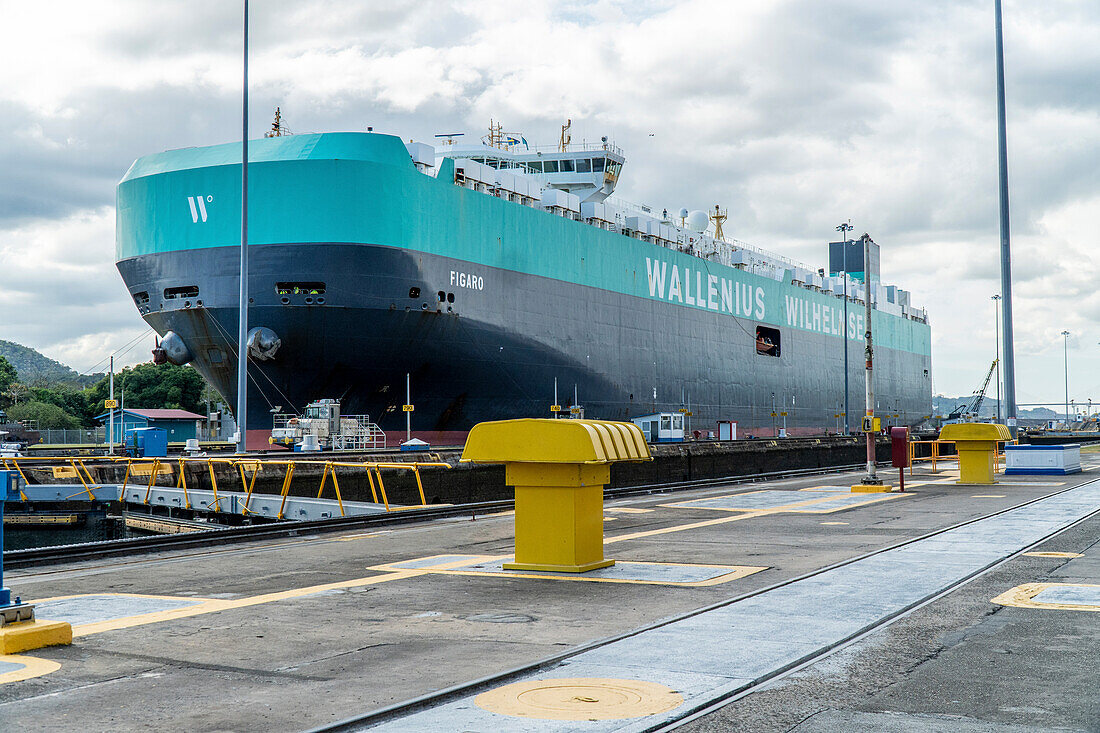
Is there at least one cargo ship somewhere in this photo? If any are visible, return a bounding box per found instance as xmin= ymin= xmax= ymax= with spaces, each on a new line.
xmin=115 ymin=121 xmax=932 ymax=444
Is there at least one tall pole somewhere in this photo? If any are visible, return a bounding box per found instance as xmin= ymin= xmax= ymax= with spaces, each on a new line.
xmin=406 ymin=373 xmax=411 ymax=442
xmin=1062 ymin=330 xmax=1070 ymax=426
xmin=108 ymin=356 xmax=114 ymax=455
xmin=862 ymin=233 xmax=879 ymax=484
xmin=836 ymin=222 xmax=853 ymax=435
xmin=235 ymin=0 xmax=250 ymax=454
xmin=994 ymin=0 xmax=1017 ymax=433
xmin=992 ymin=295 xmax=1002 ymax=423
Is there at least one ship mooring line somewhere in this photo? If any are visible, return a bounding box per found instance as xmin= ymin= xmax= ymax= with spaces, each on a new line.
xmin=301 ymin=475 xmax=1100 ymax=733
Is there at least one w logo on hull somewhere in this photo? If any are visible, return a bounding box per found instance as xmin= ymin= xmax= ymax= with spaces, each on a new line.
xmin=187 ymin=195 xmax=210 ymax=223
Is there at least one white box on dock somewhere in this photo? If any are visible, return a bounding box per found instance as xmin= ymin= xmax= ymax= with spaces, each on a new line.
xmin=1003 ymin=444 xmax=1081 ymax=475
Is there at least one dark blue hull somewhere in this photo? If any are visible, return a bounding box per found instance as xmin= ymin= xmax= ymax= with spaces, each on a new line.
xmin=118 ymin=242 xmax=932 ymax=435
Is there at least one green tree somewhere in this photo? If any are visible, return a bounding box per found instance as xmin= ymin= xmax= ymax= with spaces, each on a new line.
xmin=32 ymin=386 xmax=93 ymax=427
xmin=0 ymin=355 xmax=16 ymax=398
xmin=85 ymin=363 xmax=208 ymax=416
xmin=8 ymin=400 xmax=80 ymax=430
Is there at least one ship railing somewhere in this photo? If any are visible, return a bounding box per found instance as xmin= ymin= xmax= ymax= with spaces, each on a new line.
xmin=0 ymin=454 xmax=449 ymax=517
xmin=522 ymin=141 xmax=624 ymax=156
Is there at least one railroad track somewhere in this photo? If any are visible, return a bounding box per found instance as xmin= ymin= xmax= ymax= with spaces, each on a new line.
xmin=303 ymin=477 xmax=1100 ymax=733
xmin=3 ymin=460 xmax=877 ymax=569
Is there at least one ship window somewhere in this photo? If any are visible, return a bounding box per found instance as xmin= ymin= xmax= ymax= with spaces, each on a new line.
xmin=576 ymin=158 xmax=591 ymax=173
xmin=447 ymin=292 xmax=455 ymax=303
xmin=409 ymin=287 xmax=421 ymax=298
xmin=437 ymin=290 xmax=445 ymax=302
xmin=527 ymin=160 xmax=543 ymax=173
xmin=756 ymin=326 xmax=781 ymax=357
xmin=560 ymin=159 xmax=574 ymax=172
xmin=132 ymin=291 xmax=149 ymax=305
xmin=591 ymin=158 xmax=605 ymax=172
xmin=164 ymin=285 xmax=199 ymax=299
xmin=543 ymin=160 xmax=559 ymax=173
xmin=275 ymin=282 xmax=326 ymax=295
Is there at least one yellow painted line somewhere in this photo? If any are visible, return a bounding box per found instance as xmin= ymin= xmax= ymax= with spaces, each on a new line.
xmin=604 ymin=510 xmax=773 ymax=544
xmin=0 ymin=654 xmax=61 ymax=684
xmin=973 ymin=494 xmax=1006 ymax=498
xmin=603 ymin=516 xmax=618 ymax=521
xmin=605 ymin=507 xmax=654 ymax=514
xmin=32 ymin=562 xmax=487 ymax=638
xmin=332 ymin=532 xmax=379 ymax=542
xmin=659 ymin=491 xmax=905 ymax=515
xmin=992 ymin=583 xmax=1100 ymax=612
xmin=433 ymin=559 xmax=768 ymax=587
xmin=1022 ymin=551 xmax=1083 ymax=558
xmin=367 ymin=554 xmax=501 ymax=573
xmin=821 ymin=521 xmax=849 ymax=525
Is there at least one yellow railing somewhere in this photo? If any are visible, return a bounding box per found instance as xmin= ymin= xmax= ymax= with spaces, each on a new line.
xmin=0 ymin=455 xmax=449 ymax=517
xmin=906 ymin=438 xmax=1016 ymax=475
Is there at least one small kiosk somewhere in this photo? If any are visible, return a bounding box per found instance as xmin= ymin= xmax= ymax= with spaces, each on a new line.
xmin=631 ymin=413 xmax=685 ymax=443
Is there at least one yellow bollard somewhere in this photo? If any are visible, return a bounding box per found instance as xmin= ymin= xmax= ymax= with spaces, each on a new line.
xmin=461 ymin=419 xmax=652 ymax=573
xmin=938 ymin=423 xmax=1012 ymax=484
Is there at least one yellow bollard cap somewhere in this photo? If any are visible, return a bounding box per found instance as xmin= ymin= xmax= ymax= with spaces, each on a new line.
xmin=938 ymin=423 xmax=1012 ymax=442
xmin=461 ymin=419 xmax=652 ymax=464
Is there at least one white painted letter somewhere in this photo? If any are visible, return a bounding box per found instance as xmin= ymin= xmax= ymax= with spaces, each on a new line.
xmin=645 ymin=258 xmax=667 ymax=298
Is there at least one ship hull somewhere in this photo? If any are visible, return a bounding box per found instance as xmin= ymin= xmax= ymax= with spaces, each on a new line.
xmin=118 ymin=241 xmax=931 ymax=435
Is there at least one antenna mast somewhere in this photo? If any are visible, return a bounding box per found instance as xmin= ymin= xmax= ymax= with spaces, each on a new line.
xmin=559 ymin=119 xmax=572 ymax=152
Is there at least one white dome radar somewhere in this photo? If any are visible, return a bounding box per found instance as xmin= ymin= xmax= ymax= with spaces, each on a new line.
xmin=686 ymin=209 xmax=710 ymax=233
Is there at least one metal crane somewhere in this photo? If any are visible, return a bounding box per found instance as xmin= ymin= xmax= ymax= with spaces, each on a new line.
xmin=947 ymin=359 xmax=998 ymax=422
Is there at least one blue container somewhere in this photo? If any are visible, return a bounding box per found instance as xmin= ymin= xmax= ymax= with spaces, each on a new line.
xmin=125 ymin=427 xmax=168 ymax=458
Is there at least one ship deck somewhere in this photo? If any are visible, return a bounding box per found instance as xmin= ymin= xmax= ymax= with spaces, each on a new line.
xmin=2 ymin=461 xmax=1098 ymax=732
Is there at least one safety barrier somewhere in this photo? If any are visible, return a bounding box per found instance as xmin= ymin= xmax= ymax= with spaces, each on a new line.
xmin=0 ymin=455 xmax=449 ymax=517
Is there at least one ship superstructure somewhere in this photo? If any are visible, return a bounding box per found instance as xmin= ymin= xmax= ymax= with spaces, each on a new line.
xmin=115 ymin=121 xmax=931 ymax=443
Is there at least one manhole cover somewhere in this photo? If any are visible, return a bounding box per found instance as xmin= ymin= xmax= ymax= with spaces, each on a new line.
xmin=463 ymin=612 xmax=536 ymax=624
xmin=475 ymin=678 xmax=683 ymax=720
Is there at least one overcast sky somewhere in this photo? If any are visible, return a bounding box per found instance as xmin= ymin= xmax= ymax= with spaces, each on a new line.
xmin=0 ymin=0 xmax=1097 ymax=405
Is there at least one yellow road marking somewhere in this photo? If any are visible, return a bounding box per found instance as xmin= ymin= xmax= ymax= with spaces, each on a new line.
xmin=0 ymin=654 xmax=61 ymax=684
xmin=821 ymin=521 xmax=849 ymax=525
xmin=434 ymin=561 xmax=767 ymax=587
xmin=605 ymin=510 xmax=773 ymax=544
xmin=605 ymin=507 xmax=654 ymax=514
xmin=992 ymin=583 xmax=1100 ymax=612
xmin=1022 ymin=551 xmax=1083 ymax=558
xmin=659 ymin=491 xmax=904 ymax=515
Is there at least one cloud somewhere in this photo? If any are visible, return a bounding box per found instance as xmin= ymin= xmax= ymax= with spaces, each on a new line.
xmin=0 ymin=0 xmax=1098 ymax=403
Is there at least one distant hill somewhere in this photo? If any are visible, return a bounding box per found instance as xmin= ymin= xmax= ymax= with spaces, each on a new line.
xmin=0 ymin=340 xmax=101 ymax=388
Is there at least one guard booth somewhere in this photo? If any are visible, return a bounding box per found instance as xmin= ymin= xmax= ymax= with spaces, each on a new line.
xmin=630 ymin=413 xmax=685 ymax=443
xmin=717 ymin=420 xmax=738 ymax=441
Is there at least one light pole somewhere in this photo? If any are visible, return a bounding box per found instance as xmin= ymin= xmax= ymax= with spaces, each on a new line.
xmin=1061 ymin=330 xmax=1070 ymax=427
xmin=991 ymin=295 xmax=1001 ymax=423
xmin=836 ymin=221 xmax=853 ymax=435
xmin=235 ymin=0 xmax=250 ymax=454
xmin=860 ymin=233 xmax=880 ymax=486
xmin=994 ymin=0 xmax=1018 ymax=434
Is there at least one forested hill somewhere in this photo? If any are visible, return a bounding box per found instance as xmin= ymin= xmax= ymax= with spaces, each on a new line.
xmin=0 ymin=339 xmax=100 ymax=387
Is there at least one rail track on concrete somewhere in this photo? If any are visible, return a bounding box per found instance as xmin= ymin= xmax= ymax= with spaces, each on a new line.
xmin=301 ymin=477 xmax=1100 ymax=733
xmin=3 ymin=460 xmax=878 ymax=569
